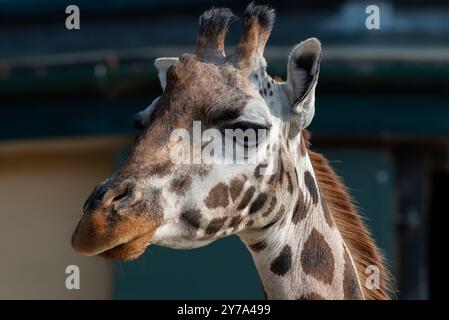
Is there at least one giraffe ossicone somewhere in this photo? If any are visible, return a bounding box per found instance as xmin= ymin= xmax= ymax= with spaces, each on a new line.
xmin=72 ymin=3 xmax=391 ymax=300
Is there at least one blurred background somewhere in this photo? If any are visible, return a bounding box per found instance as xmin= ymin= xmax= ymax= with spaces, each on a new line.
xmin=0 ymin=0 xmax=447 ymax=300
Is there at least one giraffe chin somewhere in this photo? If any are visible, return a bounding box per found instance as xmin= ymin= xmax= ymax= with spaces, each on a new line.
xmin=99 ymin=232 xmax=153 ymax=261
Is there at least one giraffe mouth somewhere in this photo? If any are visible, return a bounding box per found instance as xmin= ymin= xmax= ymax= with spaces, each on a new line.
xmin=72 ymin=228 xmax=154 ymax=261
xmin=98 ymin=231 xmax=153 ymax=261
xmin=71 ymin=210 xmax=160 ymax=261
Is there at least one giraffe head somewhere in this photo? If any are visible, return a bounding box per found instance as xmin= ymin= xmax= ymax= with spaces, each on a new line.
xmin=71 ymin=3 xmax=321 ymax=261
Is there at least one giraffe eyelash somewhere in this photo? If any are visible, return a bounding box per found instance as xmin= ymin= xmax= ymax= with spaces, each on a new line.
xmin=220 ymin=121 xmax=271 ymax=133
xmin=219 ymin=121 xmax=271 ymax=149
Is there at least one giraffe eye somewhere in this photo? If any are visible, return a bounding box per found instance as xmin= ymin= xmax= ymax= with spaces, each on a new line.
xmin=221 ymin=121 xmax=269 ymax=132
xmin=220 ymin=121 xmax=270 ymax=149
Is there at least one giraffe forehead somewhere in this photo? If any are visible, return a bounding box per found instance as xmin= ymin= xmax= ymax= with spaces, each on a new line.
xmin=167 ymin=56 xmax=246 ymax=95
xmin=157 ymin=63 xmax=253 ymax=125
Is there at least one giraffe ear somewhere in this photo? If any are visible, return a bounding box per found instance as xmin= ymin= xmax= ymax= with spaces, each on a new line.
xmin=133 ymin=97 xmax=160 ymax=129
xmin=154 ymin=57 xmax=178 ymax=90
xmin=285 ymin=38 xmax=321 ymax=136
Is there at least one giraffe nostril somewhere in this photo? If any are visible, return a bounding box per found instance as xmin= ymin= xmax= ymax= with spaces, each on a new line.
xmin=112 ymin=186 xmax=130 ymax=203
xmin=108 ymin=182 xmax=140 ymax=208
xmin=84 ymin=180 xmax=139 ymax=212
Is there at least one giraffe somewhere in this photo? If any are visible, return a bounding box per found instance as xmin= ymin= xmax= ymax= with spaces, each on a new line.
xmin=71 ymin=3 xmax=391 ymax=300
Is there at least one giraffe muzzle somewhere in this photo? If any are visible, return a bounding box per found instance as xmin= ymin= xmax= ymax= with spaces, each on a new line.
xmin=71 ymin=179 xmax=161 ymax=261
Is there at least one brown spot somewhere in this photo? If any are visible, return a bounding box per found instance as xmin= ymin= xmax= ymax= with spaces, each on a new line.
xmin=262 ymin=196 xmax=277 ymax=217
xmin=205 ymin=217 xmax=227 ymax=236
xmin=169 ymin=174 xmax=192 ymax=196
xmin=237 ymin=186 xmax=255 ymax=210
xmin=278 ymin=157 xmax=285 ymax=185
xmin=229 ymin=175 xmax=246 ymax=201
xmin=304 ymin=171 xmax=319 ymax=204
xmin=249 ymin=240 xmax=268 ymax=252
xmin=286 ymin=172 xmax=293 ymax=194
xmin=270 ymin=245 xmax=292 ymax=276
xmin=268 ymin=169 xmax=278 ymax=185
xmin=249 ymin=193 xmax=268 ymax=214
xmin=297 ymin=292 xmax=325 ymax=300
xmin=181 ymin=208 xmax=202 ymax=233
xmin=343 ymin=250 xmax=363 ymax=300
xmin=268 ymin=156 xmax=284 ymax=186
xmin=229 ymin=215 xmax=244 ymax=230
xmin=204 ymin=183 xmax=229 ymax=209
xmin=292 ymin=191 xmax=307 ymax=224
xmin=301 ymin=228 xmax=334 ymax=285
xmin=254 ymin=163 xmax=268 ymax=179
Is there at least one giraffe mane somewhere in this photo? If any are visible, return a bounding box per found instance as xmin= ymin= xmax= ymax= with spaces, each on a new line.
xmin=303 ymin=130 xmax=393 ymax=300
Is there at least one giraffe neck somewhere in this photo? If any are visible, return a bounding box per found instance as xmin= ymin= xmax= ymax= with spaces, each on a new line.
xmin=239 ymin=136 xmax=365 ymax=300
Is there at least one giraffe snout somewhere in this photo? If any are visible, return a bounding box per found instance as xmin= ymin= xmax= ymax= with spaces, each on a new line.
xmin=72 ymin=178 xmax=159 ymax=260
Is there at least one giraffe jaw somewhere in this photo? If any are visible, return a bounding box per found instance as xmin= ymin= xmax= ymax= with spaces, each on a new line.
xmin=151 ymin=223 xmax=215 ymax=249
